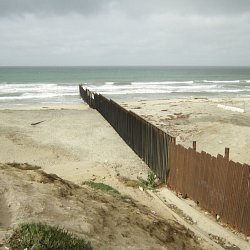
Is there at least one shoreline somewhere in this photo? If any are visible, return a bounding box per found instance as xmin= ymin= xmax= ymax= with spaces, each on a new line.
xmin=0 ymin=102 xmax=85 ymax=110
xmin=1 ymin=95 xmax=249 ymax=108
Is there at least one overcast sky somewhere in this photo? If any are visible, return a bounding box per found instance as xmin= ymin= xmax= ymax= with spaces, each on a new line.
xmin=0 ymin=0 xmax=250 ymax=66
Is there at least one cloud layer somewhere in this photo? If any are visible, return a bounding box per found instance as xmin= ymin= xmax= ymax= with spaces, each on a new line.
xmin=0 ymin=0 xmax=250 ymax=66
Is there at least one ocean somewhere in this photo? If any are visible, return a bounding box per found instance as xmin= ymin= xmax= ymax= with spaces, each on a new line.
xmin=1 ymin=66 xmax=250 ymax=107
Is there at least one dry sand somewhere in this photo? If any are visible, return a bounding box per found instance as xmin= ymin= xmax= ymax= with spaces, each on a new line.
xmin=1 ymin=98 xmax=249 ymax=249
xmin=0 ymin=104 xmax=213 ymax=249
xmin=121 ymin=97 xmax=250 ymax=165
xmin=0 ymin=163 xmax=201 ymax=250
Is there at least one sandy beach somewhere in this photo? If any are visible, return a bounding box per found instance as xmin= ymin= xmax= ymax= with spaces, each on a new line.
xmin=0 ymin=103 xmax=215 ymax=249
xmin=0 ymin=99 xmax=249 ymax=249
xmin=121 ymin=97 xmax=250 ymax=165
xmin=0 ymin=104 xmax=149 ymax=183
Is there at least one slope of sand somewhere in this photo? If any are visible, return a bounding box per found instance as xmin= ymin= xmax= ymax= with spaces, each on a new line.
xmin=0 ymin=164 xmax=201 ymax=249
xmin=0 ymin=104 xmax=212 ymax=249
xmin=121 ymin=97 xmax=250 ymax=165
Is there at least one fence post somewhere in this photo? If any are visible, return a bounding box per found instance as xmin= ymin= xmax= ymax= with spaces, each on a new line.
xmin=193 ymin=141 xmax=196 ymax=151
xmin=224 ymin=147 xmax=230 ymax=161
xmin=172 ymin=137 xmax=176 ymax=145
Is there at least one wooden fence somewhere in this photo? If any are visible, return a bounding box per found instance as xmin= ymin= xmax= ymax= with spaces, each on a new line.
xmin=79 ymin=85 xmax=250 ymax=236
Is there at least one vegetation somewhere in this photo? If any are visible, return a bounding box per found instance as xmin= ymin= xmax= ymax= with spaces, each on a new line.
xmin=147 ymin=170 xmax=157 ymax=188
xmin=137 ymin=170 xmax=157 ymax=190
xmin=83 ymin=181 xmax=120 ymax=197
xmin=7 ymin=223 xmax=92 ymax=250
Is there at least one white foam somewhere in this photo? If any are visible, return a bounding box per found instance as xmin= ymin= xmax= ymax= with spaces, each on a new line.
xmin=203 ymin=80 xmax=240 ymax=83
xmin=88 ymin=83 xmax=218 ymax=94
xmin=105 ymin=82 xmax=114 ymax=85
xmin=131 ymin=81 xmax=194 ymax=85
xmin=86 ymin=81 xmax=250 ymax=96
xmin=217 ymin=104 xmax=244 ymax=113
xmin=206 ymin=89 xmax=244 ymax=93
xmin=0 ymin=92 xmax=78 ymax=100
xmin=0 ymin=83 xmax=78 ymax=100
xmin=100 ymin=89 xmax=173 ymax=95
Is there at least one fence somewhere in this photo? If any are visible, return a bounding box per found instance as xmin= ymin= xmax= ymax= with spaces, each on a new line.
xmin=79 ymin=85 xmax=250 ymax=236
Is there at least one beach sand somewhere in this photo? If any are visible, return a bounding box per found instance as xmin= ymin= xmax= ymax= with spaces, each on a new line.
xmin=0 ymin=103 xmax=214 ymax=249
xmin=0 ymin=99 xmax=249 ymax=248
xmin=121 ymin=97 xmax=250 ymax=165
xmin=0 ymin=104 xmax=149 ymax=182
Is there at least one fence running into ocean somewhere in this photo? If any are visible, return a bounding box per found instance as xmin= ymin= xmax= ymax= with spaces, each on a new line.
xmin=79 ymin=85 xmax=250 ymax=236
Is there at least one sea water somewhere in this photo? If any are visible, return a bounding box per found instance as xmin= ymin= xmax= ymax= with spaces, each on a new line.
xmin=1 ymin=66 xmax=250 ymax=107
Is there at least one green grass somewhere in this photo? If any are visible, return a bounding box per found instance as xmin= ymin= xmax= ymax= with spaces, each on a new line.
xmin=7 ymin=223 xmax=92 ymax=250
xmin=83 ymin=181 xmax=120 ymax=197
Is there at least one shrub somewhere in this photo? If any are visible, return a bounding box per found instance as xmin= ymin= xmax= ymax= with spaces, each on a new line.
xmin=147 ymin=171 xmax=157 ymax=189
xmin=137 ymin=170 xmax=157 ymax=191
xmin=7 ymin=222 xmax=92 ymax=250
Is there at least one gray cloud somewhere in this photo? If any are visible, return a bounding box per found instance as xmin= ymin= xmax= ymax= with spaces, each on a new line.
xmin=0 ymin=0 xmax=108 ymax=16
xmin=0 ymin=1 xmax=250 ymax=66
xmin=1 ymin=0 xmax=250 ymax=17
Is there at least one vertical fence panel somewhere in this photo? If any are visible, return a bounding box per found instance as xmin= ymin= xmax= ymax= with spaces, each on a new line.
xmin=238 ymin=164 xmax=250 ymax=234
xmin=79 ymin=86 xmax=250 ymax=236
xmin=193 ymin=151 xmax=202 ymax=204
xmin=222 ymin=162 xmax=247 ymax=230
xmin=205 ymin=155 xmax=215 ymax=212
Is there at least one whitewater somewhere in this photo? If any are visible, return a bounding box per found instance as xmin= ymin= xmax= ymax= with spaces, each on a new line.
xmin=1 ymin=66 xmax=250 ymax=107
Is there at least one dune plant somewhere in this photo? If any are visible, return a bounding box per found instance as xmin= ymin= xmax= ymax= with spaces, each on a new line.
xmin=7 ymin=222 xmax=92 ymax=250
xmin=137 ymin=170 xmax=157 ymax=190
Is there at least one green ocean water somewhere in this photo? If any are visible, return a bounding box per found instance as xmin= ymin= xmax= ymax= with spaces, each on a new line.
xmin=0 ymin=66 xmax=250 ymax=106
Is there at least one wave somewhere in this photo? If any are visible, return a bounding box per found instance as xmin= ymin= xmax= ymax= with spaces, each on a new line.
xmin=98 ymin=89 xmax=247 ymax=95
xmin=131 ymin=81 xmax=194 ymax=85
xmin=88 ymin=84 xmax=247 ymax=95
xmin=1 ymin=80 xmax=249 ymax=104
xmin=91 ymin=84 xmax=217 ymax=92
xmin=0 ymin=82 xmax=79 ymax=102
xmin=0 ymin=83 xmax=78 ymax=94
xmin=0 ymin=93 xmax=79 ymax=101
xmin=202 ymin=80 xmax=241 ymax=83
xmin=0 ymin=92 xmax=78 ymax=100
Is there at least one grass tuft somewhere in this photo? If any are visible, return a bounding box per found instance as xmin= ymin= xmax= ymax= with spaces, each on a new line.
xmin=7 ymin=222 xmax=92 ymax=250
xmin=83 ymin=181 xmax=120 ymax=197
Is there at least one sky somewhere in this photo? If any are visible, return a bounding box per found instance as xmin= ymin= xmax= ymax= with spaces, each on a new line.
xmin=0 ymin=0 xmax=250 ymax=66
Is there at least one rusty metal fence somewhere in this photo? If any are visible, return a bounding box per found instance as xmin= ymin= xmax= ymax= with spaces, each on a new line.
xmin=79 ymin=85 xmax=250 ymax=236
